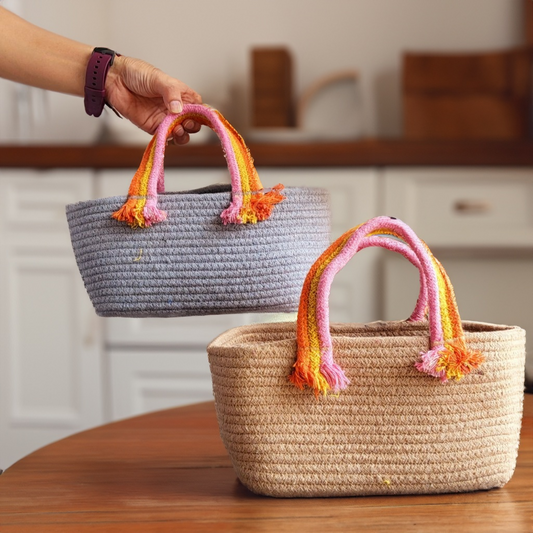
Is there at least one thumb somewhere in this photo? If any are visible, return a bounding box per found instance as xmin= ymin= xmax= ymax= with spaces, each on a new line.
xmin=155 ymin=76 xmax=183 ymax=114
xmin=167 ymin=96 xmax=183 ymax=114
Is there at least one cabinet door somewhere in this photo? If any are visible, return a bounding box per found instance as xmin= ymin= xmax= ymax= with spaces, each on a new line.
xmin=0 ymin=170 xmax=103 ymax=469
xmin=258 ymin=168 xmax=381 ymax=324
xmin=109 ymin=348 xmax=214 ymax=420
xmin=382 ymin=168 xmax=533 ymax=382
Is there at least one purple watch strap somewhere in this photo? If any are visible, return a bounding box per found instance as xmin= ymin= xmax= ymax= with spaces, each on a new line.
xmin=84 ymin=48 xmax=116 ymax=117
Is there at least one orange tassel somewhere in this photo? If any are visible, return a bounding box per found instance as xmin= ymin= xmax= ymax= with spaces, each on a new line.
xmin=289 ymin=356 xmax=331 ymax=397
xmin=112 ymin=199 xmax=146 ymax=228
xmin=249 ymin=184 xmax=285 ymax=221
xmin=436 ymin=341 xmax=485 ymax=381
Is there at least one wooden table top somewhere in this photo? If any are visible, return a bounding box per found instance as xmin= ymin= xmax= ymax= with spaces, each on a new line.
xmin=1 ymin=394 xmax=532 ymax=532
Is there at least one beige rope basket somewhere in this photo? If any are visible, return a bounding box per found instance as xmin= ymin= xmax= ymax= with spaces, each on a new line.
xmin=207 ymin=216 xmax=526 ymax=497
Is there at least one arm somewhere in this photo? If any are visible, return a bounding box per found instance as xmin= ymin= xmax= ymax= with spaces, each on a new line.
xmin=0 ymin=6 xmax=90 ymax=95
xmin=0 ymin=6 xmax=202 ymax=141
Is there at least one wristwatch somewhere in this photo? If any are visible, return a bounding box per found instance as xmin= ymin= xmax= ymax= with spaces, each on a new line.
xmin=84 ymin=47 xmax=117 ymax=117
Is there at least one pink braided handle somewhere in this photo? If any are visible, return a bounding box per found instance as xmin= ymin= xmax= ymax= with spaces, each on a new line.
xmin=112 ymin=104 xmax=285 ymax=228
xmin=148 ymin=106 xmax=253 ymax=200
xmin=316 ymin=218 xmax=442 ymax=354
xmin=292 ymin=216 xmax=484 ymax=396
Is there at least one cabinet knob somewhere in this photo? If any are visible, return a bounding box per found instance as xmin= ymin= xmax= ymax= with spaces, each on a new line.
xmin=454 ymin=199 xmax=492 ymax=214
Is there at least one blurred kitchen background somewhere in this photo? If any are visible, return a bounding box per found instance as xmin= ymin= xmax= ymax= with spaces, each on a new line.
xmin=0 ymin=0 xmax=527 ymax=142
xmin=1 ymin=0 xmax=532 ymax=468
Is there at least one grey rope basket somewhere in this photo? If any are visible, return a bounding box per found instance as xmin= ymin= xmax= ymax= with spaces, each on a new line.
xmin=66 ymin=105 xmax=330 ymax=317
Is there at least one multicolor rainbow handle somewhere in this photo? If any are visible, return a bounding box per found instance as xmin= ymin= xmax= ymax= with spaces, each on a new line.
xmin=290 ymin=216 xmax=485 ymax=396
xmin=112 ymin=104 xmax=285 ymax=228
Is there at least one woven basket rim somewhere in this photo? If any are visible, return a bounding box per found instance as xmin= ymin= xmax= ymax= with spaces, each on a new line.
xmin=65 ymin=186 xmax=329 ymax=212
xmin=208 ymin=319 xmax=525 ymax=351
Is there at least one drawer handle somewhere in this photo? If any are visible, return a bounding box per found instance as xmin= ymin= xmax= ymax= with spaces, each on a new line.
xmin=454 ymin=200 xmax=492 ymax=214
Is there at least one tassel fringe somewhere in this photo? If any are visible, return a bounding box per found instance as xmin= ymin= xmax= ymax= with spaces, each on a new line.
xmin=435 ymin=343 xmax=485 ymax=382
xmin=320 ymin=361 xmax=350 ymax=393
xmin=142 ymin=198 xmax=167 ymax=227
xmin=288 ymin=366 xmax=331 ymax=397
xmin=248 ymin=184 xmax=285 ymax=222
xmin=416 ymin=341 xmax=485 ymax=382
xmin=415 ymin=347 xmax=447 ymax=381
xmin=112 ymin=197 xmax=167 ymax=228
xmin=112 ymin=199 xmax=147 ymax=228
xmin=289 ymin=353 xmax=331 ymax=397
xmin=288 ymin=345 xmax=350 ymax=396
xmin=221 ymin=184 xmax=285 ymax=225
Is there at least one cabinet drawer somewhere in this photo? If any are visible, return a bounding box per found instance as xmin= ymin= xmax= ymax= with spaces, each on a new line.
xmin=383 ymin=168 xmax=533 ymax=247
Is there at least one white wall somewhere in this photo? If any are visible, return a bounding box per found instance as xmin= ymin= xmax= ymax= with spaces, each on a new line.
xmin=0 ymin=0 xmax=524 ymax=142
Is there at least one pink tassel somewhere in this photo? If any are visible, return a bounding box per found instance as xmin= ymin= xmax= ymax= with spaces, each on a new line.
xmin=220 ymin=202 xmax=242 ymax=225
xmin=415 ymin=347 xmax=447 ymax=382
xmin=142 ymin=197 xmax=167 ymax=227
xmin=320 ymin=361 xmax=350 ymax=393
xmin=112 ymin=198 xmax=146 ymax=228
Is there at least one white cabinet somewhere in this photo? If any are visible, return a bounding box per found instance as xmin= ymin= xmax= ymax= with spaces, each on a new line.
xmin=383 ymin=168 xmax=533 ymax=247
xmin=257 ymin=168 xmax=381 ymax=324
xmin=383 ymin=167 xmax=533 ymax=381
xmin=98 ymin=169 xmax=236 ymax=419
xmin=4 ymin=163 xmax=530 ymax=469
xmin=0 ymin=170 xmax=104 ymax=469
xmin=99 ymin=167 xmax=381 ymax=422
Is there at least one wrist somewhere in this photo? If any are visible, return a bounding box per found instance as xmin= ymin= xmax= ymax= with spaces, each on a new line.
xmin=104 ymin=53 xmax=124 ymax=93
xmin=84 ymin=47 xmax=119 ymax=117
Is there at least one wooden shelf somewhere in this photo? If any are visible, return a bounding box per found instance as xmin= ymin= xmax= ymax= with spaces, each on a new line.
xmin=1 ymin=139 xmax=533 ymax=169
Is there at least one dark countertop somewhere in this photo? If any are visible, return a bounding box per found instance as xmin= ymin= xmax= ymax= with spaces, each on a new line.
xmin=1 ymin=139 xmax=533 ymax=168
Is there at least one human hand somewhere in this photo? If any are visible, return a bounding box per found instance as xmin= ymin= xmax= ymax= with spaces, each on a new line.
xmin=104 ymin=55 xmax=203 ymax=144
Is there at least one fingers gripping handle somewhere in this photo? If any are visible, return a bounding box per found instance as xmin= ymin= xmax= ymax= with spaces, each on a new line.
xmin=112 ymin=104 xmax=285 ymax=228
xmin=291 ymin=216 xmax=484 ymax=396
